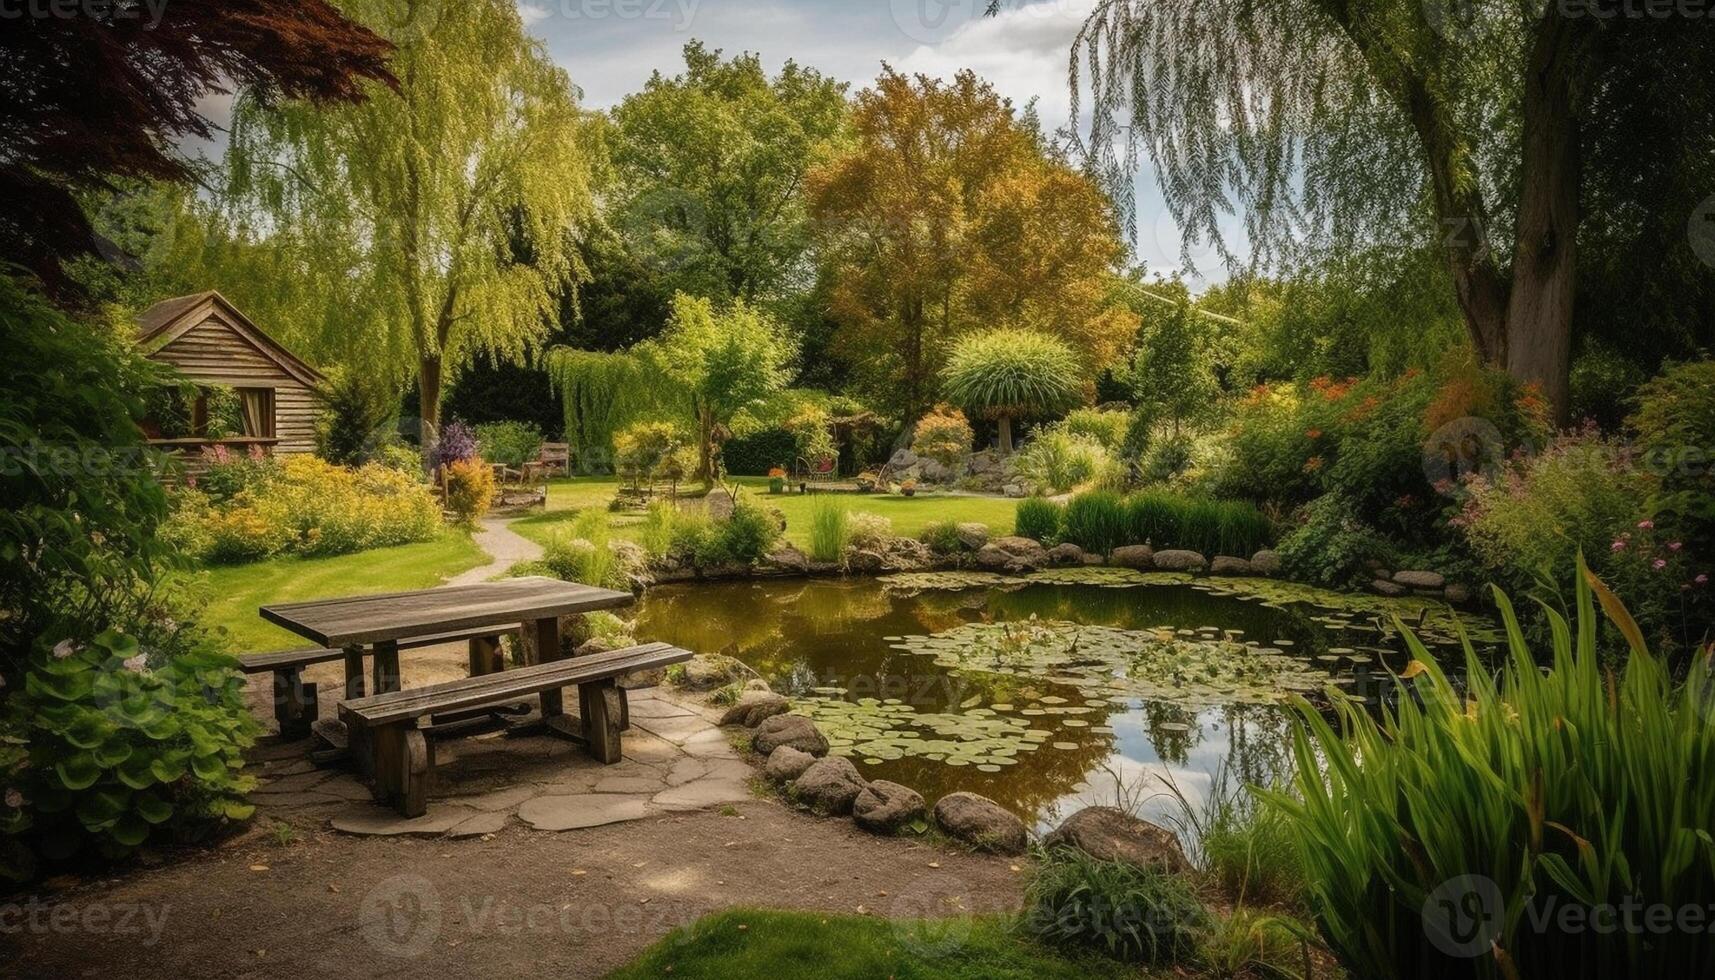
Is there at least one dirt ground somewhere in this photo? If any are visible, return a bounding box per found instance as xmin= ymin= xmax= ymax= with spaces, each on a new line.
xmin=0 ymin=794 xmax=1027 ymax=979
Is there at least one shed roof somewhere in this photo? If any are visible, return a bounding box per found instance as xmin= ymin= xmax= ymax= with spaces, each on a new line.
xmin=136 ymin=291 xmax=324 ymax=387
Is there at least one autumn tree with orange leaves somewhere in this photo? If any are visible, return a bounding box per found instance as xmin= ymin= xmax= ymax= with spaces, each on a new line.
xmin=807 ymin=68 xmax=1134 ymax=422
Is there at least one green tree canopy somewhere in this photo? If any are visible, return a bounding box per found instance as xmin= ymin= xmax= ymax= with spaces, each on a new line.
xmin=939 ymin=328 xmax=1082 ymax=453
xmin=637 ymin=293 xmax=798 ymax=482
xmin=219 ymin=0 xmax=598 ymax=435
xmin=1070 ymin=2 xmax=1715 ymax=420
xmin=1125 ymin=305 xmax=1218 ymax=438
xmin=610 ymin=41 xmax=849 ymax=306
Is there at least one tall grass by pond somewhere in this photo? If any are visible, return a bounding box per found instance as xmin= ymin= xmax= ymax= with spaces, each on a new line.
xmin=807 ymin=495 xmax=852 ymax=562
xmin=1014 ymin=490 xmax=1272 ymax=557
xmin=1269 ymin=564 xmax=1715 ymax=978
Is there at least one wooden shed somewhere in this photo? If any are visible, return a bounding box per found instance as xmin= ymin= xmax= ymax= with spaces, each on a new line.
xmin=136 ymin=291 xmax=324 ymax=461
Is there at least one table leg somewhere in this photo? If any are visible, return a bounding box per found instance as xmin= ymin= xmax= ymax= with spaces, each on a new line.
xmin=343 ymin=645 xmax=366 ymax=700
xmin=524 ymin=616 xmax=563 ymax=717
xmin=577 ymin=679 xmax=623 ymax=764
xmin=371 ymin=639 xmax=401 ymax=695
xmin=468 ymin=635 xmax=502 ymax=676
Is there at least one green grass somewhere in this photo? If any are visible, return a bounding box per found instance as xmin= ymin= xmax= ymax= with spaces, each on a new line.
xmin=190 ymin=531 xmax=489 ymax=653
xmin=608 ymin=908 xmax=1137 ymax=980
xmin=514 ymin=478 xmax=1019 ymax=552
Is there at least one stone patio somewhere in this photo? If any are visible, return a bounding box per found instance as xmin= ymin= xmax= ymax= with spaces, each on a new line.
xmin=245 ymin=686 xmax=755 ymax=837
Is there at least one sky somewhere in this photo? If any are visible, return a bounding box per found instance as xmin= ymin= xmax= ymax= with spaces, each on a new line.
xmin=519 ymin=0 xmax=1224 ymax=279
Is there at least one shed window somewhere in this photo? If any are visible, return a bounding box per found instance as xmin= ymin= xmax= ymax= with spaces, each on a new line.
xmin=238 ymin=388 xmax=276 ymax=439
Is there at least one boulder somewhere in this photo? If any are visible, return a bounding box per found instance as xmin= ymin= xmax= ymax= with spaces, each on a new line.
xmin=719 ymin=691 xmax=792 ymax=728
xmin=1110 ymin=545 xmax=1155 ymax=570
xmin=789 ymin=757 xmax=867 ymax=816
xmin=1209 ymin=555 xmax=1252 ymax=576
xmin=845 ymin=548 xmax=886 ymax=574
xmin=676 ymin=654 xmax=746 ymax=692
xmin=764 ymin=745 xmax=817 ymax=784
xmin=967 ymin=450 xmax=998 ymax=474
xmin=1249 ymin=550 xmax=1283 ymax=576
xmin=1444 ymin=582 xmax=1472 ymax=604
xmin=918 ymin=459 xmax=953 ymax=484
xmin=764 ymin=545 xmax=810 ymax=574
xmin=888 ymin=448 xmax=919 ymax=470
xmin=1393 ymin=569 xmax=1446 ymax=590
xmin=617 ymin=666 xmax=665 ymax=690
xmin=852 ymin=780 xmax=926 ymax=835
xmin=1040 ymin=806 xmax=1190 ymax=874
xmin=743 ymin=678 xmax=772 ymax=693
xmin=1046 ymin=543 xmax=1089 ymax=566
xmin=1152 ymin=549 xmax=1209 ymax=573
xmin=931 ymin=791 xmax=1028 ymax=855
xmin=990 ymin=536 xmax=1049 ymax=567
xmin=1002 ymin=484 xmax=1028 ymax=498
xmin=955 ymin=522 xmax=991 ymax=551
xmin=1370 ymin=578 xmax=1408 ymax=597
xmin=882 ymin=537 xmax=935 ymax=571
xmin=752 ymin=714 xmax=829 ymax=757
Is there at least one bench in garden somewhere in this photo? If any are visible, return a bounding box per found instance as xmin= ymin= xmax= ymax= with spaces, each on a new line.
xmin=337 ymin=641 xmax=693 ymax=816
xmin=239 ymin=626 xmax=522 ymax=740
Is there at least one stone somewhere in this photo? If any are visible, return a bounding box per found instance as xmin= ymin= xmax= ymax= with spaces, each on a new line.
xmin=651 ymin=760 xmax=753 ymax=810
xmin=743 ymin=678 xmax=772 ymax=693
xmin=1046 ymin=543 xmax=1088 ymax=566
xmin=1110 ymin=545 xmax=1155 ymax=570
xmin=1209 ymin=555 xmax=1252 ymax=576
xmin=844 ymin=549 xmax=886 ymax=574
xmin=617 ymin=666 xmax=666 ymax=689
xmin=918 ymin=459 xmax=953 ymax=484
xmin=1393 ymin=569 xmax=1446 ymax=590
xmin=789 ymin=756 xmax=867 ymax=816
xmin=1444 ymin=582 xmax=1472 ymax=604
xmin=1249 ymin=550 xmax=1282 ymax=576
xmin=1002 ymin=484 xmax=1028 ymax=498
xmin=851 ymin=780 xmax=926 ymax=835
xmin=931 ymin=791 xmax=1028 ymax=855
xmin=764 ymin=745 xmax=818 ymax=784
xmin=889 ymin=448 xmax=919 ymax=470
xmin=1152 ymin=549 xmax=1209 ymax=573
xmin=719 ymin=691 xmax=792 ymax=728
xmin=1040 ymin=806 xmax=1190 ymax=874
xmin=447 ymin=811 xmax=510 ymax=838
xmin=955 ymin=522 xmax=990 ymax=551
xmin=516 ymin=794 xmax=654 ymax=831
xmin=675 ymin=654 xmax=745 ymax=692
xmin=967 ymin=450 xmax=998 ymax=475
xmin=592 ymin=773 xmax=666 ymax=795
xmin=764 ymin=545 xmax=810 ymax=574
xmin=1370 ymin=578 xmax=1408 ymax=597
xmin=752 ymin=713 xmax=829 ymax=757
xmin=330 ymin=804 xmax=484 ymax=837
xmin=975 ymin=535 xmax=1049 ymax=572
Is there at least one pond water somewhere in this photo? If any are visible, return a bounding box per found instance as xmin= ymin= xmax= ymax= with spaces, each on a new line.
xmin=632 ymin=569 xmax=1500 ymax=831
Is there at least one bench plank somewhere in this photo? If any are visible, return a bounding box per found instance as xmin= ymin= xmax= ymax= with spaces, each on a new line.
xmin=260 ymin=576 xmax=632 ymax=648
xmin=339 ymin=643 xmax=689 ymax=728
xmin=238 ymin=647 xmax=345 ymax=674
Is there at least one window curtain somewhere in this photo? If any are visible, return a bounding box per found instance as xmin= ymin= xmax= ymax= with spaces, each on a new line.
xmin=240 ymin=388 xmax=275 ymax=438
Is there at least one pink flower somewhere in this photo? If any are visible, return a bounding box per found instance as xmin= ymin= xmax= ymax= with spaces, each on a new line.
xmin=1669 ymin=541 xmax=1683 ymax=551
xmin=1637 ymin=519 xmax=1654 ymax=530
xmin=1611 ymin=539 xmax=1627 ymax=552
xmin=1653 ymin=559 xmax=1668 ymax=570
xmin=1697 ymin=574 xmax=1709 ymax=586
xmin=51 ymin=639 xmax=76 ymax=659
xmin=122 ymin=654 xmax=147 ymax=674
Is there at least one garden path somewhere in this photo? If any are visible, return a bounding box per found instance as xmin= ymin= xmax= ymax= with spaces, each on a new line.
xmin=447 ymin=515 xmax=544 ymax=585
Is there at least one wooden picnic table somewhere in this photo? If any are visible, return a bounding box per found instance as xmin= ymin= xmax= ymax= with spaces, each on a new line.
xmin=260 ymin=576 xmax=634 ymax=701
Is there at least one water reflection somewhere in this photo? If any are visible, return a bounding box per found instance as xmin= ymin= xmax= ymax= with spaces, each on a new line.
xmin=633 ymin=576 xmax=1472 ymax=827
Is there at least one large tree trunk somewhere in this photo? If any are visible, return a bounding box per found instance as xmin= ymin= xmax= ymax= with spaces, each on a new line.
xmin=1503 ymin=12 xmax=1588 ymax=425
xmin=418 ymin=354 xmax=442 ymax=446
xmin=696 ymin=402 xmax=716 ymax=487
xmin=997 ymin=415 xmax=1014 ymax=455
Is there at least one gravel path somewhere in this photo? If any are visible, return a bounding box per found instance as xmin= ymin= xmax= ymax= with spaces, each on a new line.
xmin=447 ymin=517 xmax=545 ymax=586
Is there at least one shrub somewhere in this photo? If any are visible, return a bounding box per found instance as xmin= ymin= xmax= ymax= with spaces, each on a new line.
xmin=314 ymin=367 xmax=398 ymax=465
xmin=847 ymin=512 xmax=894 ymax=550
xmin=1125 ymin=490 xmax=1184 ymax=548
xmin=694 ymin=499 xmax=781 ymax=566
xmin=195 ymin=444 xmax=278 ymax=503
xmin=1023 ymin=845 xmax=1209 ymax=964
xmin=1276 ymin=493 xmax=1394 ymax=588
xmin=913 ymin=404 xmax=974 ymax=470
xmin=917 ymin=520 xmax=963 ymax=554
xmin=637 ymin=500 xmax=686 ymax=559
xmin=1013 ymin=429 xmax=1112 ymax=495
xmin=474 ymin=420 xmax=543 ymax=468
xmin=1631 ymin=358 xmax=1715 ymax=558
xmin=1267 ymin=565 xmax=1715 ymax=979
xmin=613 ymin=420 xmax=689 ymax=487
xmin=807 ymin=496 xmax=851 ymax=563
xmin=375 ymin=443 xmax=424 ymax=475
xmin=1015 ymin=497 xmax=1064 ymax=543
xmin=202 ymin=505 xmax=294 ymax=563
xmin=539 ymin=512 xmax=625 ymax=590
xmin=0 ymin=627 xmax=257 ymax=879
xmin=443 ymin=458 xmax=495 ymax=525
xmin=431 ymin=420 xmax=479 ymax=470
xmin=721 ymin=427 xmax=797 ymax=476
xmin=1062 ymin=491 xmax=1129 ymax=556
xmin=1058 ymin=407 xmax=1130 ymax=451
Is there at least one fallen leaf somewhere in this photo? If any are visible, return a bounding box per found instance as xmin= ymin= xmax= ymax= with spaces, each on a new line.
xmin=248 ymin=864 xmax=269 ymax=872
xmin=927 ymin=861 xmax=940 ymax=869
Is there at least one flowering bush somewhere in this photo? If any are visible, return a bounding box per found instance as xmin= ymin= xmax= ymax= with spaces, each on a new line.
xmin=442 ymin=458 xmax=496 ymax=525
xmin=613 ymin=420 xmax=689 ymax=486
xmin=165 ymin=456 xmax=442 ymax=564
xmin=431 ymin=420 xmax=480 ymax=471
xmin=912 ymin=404 xmax=973 ymax=470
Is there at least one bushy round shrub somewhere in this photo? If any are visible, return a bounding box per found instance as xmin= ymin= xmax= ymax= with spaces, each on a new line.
xmin=443 ymin=458 xmax=495 ymax=526
xmin=912 ymin=404 xmax=974 ymax=470
xmin=1058 ymin=407 xmax=1130 ymax=450
xmin=917 ymin=520 xmax=963 ymax=554
xmin=1012 ymin=430 xmax=1112 ymax=495
xmin=474 ymin=420 xmax=543 ymax=468
xmin=694 ymin=498 xmax=782 ymax=566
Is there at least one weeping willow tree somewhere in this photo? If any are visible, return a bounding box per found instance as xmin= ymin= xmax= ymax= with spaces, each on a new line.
xmin=1062 ymin=0 xmax=1715 ymax=422
xmin=221 ymin=0 xmax=597 ymax=437
xmin=545 ymin=349 xmax=675 ymax=471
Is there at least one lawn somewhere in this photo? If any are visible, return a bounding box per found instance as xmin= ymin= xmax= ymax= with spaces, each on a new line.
xmin=189 ymin=531 xmax=490 ymax=653
xmin=512 ymin=477 xmax=1021 ymax=551
xmin=608 ymin=909 xmax=1136 ymax=980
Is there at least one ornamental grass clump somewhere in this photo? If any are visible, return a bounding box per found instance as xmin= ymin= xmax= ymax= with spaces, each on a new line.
xmin=1062 ymin=490 xmax=1129 ymax=557
xmin=1015 ymin=497 xmax=1064 ymax=543
xmin=1267 ymin=560 xmax=1715 ymax=979
xmin=1023 ymin=845 xmax=1209 ymax=964
xmin=807 ymin=496 xmax=851 ymax=563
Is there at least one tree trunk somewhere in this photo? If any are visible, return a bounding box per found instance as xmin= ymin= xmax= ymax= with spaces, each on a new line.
xmin=696 ymin=402 xmax=715 ymax=487
xmin=417 ymin=354 xmax=441 ymax=448
xmin=997 ymin=415 xmax=1014 ymax=455
xmin=1503 ymin=12 xmax=1588 ymax=425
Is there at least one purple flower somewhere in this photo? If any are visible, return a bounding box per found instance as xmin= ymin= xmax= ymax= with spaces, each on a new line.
xmin=431 ymin=421 xmax=480 ymax=469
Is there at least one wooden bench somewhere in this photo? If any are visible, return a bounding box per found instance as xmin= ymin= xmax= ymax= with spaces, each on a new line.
xmin=339 ymin=641 xmax=692 ymax=816
xmin=240 ymin=626 xmax=523 ymax=740
xmin=538 ymin=442 xmax=570 ymax=477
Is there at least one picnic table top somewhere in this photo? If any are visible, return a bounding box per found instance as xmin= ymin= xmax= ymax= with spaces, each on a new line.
xmin=260 ymin=576 xmax=634 ymax=649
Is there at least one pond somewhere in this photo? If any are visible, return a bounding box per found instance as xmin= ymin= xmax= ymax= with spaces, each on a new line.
xmin=632 ymin=569 xmax=1500 ymax=831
